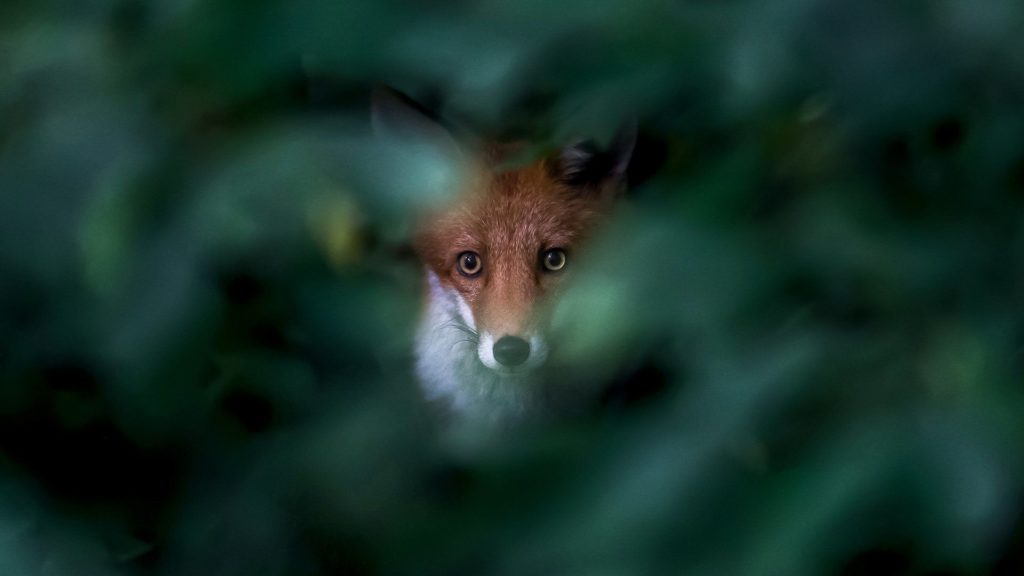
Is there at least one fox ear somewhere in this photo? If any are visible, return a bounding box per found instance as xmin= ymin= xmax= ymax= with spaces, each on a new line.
xmin=556 ymin=120 xmax=636 ymax=191
xmin=372 ymin=86 xmax=459 ymax=150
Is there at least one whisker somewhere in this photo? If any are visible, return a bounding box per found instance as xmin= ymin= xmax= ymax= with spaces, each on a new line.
xmin=453 ymin=326 xmax=479 ymax=338
xmin=437 ymin=318 xmax=479 ymax=339
xmin=448 ymin=338 xmax=478 ymax=352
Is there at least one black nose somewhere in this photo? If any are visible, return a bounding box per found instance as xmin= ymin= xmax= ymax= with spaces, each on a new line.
xmin=493 ymin=336 xmax=530 ymax=367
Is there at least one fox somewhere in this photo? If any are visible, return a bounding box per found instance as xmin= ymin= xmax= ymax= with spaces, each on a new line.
xmin=373 ymin=88 xmax=635 ymax=425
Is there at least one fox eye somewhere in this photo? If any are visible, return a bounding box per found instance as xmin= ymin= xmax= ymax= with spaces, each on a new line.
xmin=457 ymin=251 xmax=482 ymax=277
xmin=542 ymin=248 xmax=567 ymax=272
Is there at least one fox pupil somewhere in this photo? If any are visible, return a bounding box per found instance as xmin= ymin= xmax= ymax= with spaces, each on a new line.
xmin=543 ymin=249 xmax=567 ymax=272
xmin=458 ymin=252 xmax=481 ymax=277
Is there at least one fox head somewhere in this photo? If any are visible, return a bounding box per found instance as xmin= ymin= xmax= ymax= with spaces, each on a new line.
xmin=373 ymin=88 xmax=634 ymax=418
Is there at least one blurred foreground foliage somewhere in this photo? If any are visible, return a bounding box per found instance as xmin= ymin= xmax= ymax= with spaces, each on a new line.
xmin=2 ymin=1 xmax=1024 ymax=575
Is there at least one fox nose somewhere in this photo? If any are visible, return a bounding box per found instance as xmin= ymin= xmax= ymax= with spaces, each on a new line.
xmin=493 ymin=336 xmax=530 ymax=367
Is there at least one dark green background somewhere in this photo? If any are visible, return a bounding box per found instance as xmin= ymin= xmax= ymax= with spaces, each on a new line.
xmin=1 ymin=1 xmax=1023 ymax=574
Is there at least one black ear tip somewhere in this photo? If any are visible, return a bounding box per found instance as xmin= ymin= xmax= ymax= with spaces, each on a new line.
xmin=370 ymin=85 xmax=452 ymax=144
xmin=611 ymin=119 xmax=638 ymax=173
xmin=372 ymin=86 xmax=418 ymax=120
xmin=562 ymin=138 xmax=601 ymax=165
xmin=371 ymin=85 xmax=394 ymax=109
xmin=371 ymin=86 xmax=400 ymax=132
xmin=556 ymin=139 xmax=603 ymax=186
xmin=555 ymin=121 xmax=638 ymax=187
xmin=372 ymin=85 xmax=410 ymax=108
xmin=371 ymin=85 xmax=393 ymax=100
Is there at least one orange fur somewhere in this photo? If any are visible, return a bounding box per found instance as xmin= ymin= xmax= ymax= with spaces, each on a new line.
xmin=415 ymin=158 xmax=609 ymax=339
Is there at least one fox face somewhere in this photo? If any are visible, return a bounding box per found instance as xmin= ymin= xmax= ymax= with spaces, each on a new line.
xmin=373 ymin=89 xmax=633 ymax=422
xmin=417 ymin=162 xmax=605 ymax=371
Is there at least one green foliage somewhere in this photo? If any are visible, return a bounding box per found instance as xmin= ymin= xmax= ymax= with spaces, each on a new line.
xmin=1 ymin=1 xmax=1023 ymax=574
